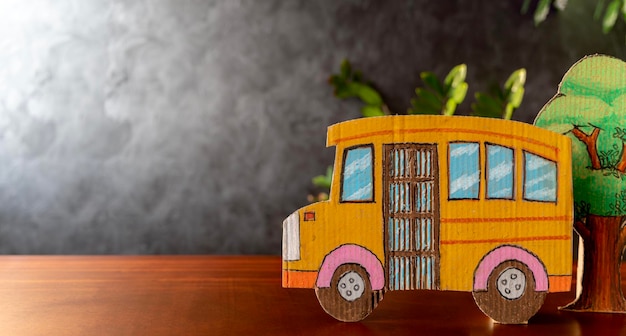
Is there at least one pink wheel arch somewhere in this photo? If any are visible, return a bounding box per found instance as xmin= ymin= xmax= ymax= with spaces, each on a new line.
xmin=316 ymin=244 xmax=385 ymax=290
xmin=473 ymin=245 xmax=548 ymax=292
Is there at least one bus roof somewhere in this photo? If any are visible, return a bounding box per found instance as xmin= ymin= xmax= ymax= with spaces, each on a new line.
xmin=326 ymin=115 xmax=567 ymax=153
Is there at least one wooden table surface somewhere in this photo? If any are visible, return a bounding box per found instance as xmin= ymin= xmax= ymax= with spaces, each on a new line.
xmin=0 ymin=256 xmax=624 ymax=335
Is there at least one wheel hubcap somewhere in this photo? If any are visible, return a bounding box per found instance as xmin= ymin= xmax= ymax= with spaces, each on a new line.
xmin=337 ymin=270 xmax=365 ymax=301
xmin=496 ymin=267 xmax=526 ymax=300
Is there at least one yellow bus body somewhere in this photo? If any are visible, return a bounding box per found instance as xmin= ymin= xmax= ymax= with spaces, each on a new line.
xmin=282 ymin=115 xmax=573 ymax=293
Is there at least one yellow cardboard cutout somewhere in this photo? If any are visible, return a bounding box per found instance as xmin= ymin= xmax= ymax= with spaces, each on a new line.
xmin=283 ymin=115 xmax=573 ymax=323
xmin=535 ymin=54 xmax=626 ymax=313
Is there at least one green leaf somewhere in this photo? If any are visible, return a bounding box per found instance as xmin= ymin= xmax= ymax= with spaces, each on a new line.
xmin=340 ymin=59 xmax=351 ymax=79
xmin=421 ymin=72 xmax=445 ymax=96
xmin=334 ymin=84 xmax=355 ymax=99
xmin=415 ymin=88 xmax=444 ymax=111
xmin=503 ymin=104 xmax=515 ymax=120
xmin=328 ymin=75 xmax=342 ymax=86
xmin=361 ymin=105 xmax=385 ymax=117
xmin=534 ymin=0 xmax=552 ymax=26
xmin=443 ymin=100 xmax=457 ymax=116
xmin=553 ymin=0 xmax=568 ymax=11
xmin=409 ymin=103 xmax=439 ymax=115
xmin=508 ymin=87 xmax=525 ymax=108
xmin=475 ymin=93 xmax=503 ymax=111
xmin=472 ymin=93 xmax=503 ymax=118
xmin=604 ymin=0 xmax=621 ymax=33
xmin=350 ymin=83 xmax=383 ymax=106
xmin=504 ymin=68 xmax=527 ymax=93
xmin=507 ymin=87 xmax=525 ymax=108
xmin=409 ymin=95 xmax=440 ymax=115
xmin=595 ymin=0 xmax=606 ymax=20
xmin=443 ymin=64 xmax=467 ymax=89
xmin=450 ymin=82 xmax=468 ymax=104
xmin=312 ymin=166 xmax=332 ymax=189
xmin=521 ymin=0 xmax=532 ymax=14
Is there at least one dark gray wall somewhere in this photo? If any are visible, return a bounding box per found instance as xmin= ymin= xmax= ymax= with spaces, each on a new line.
xmin=0 ymin=0 xmax=623 ymax=254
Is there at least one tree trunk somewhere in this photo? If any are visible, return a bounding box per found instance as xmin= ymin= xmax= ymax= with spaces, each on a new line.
xmin=570 ymin=126 xmax=602 ymax=169
xmin=563 ymin=215 xmax=626 ymax=312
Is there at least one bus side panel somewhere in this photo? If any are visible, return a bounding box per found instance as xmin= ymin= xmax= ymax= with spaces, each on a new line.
xmin=437 ymin=130 xmax=573 ymax=292
xmin=439 ymin=221 xmax=572 ymax=292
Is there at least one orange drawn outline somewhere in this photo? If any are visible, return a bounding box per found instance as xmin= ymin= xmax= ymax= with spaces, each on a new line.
xmin=440 ymin=216 xmax=572 ymax=224
xmin=333 ymin=128 xmax=559 ymax=156
xmin=440 ymin=235 xmax=570 ymax=245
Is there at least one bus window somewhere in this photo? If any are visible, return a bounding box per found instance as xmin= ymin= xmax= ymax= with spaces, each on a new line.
xmin=341 ymin=145 xmax=374 ymax=202
xmin=523 ymin=152 xmax=557 ymax=202
xmin=448 ymin=142 xmax=480 ymax=200
xmin=486 ymin=144 xmax=514 ymax=199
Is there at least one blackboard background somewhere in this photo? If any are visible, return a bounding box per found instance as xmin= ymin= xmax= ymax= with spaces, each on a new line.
xmin=0 ymin=0 xmax=622 ymax=254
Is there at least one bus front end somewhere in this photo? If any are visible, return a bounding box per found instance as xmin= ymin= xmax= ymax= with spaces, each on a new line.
xmin=281 ymin=201 xmax=332 ymax=289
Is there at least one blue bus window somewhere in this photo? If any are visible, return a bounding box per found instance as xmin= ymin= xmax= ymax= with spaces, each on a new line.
xmin=486 ymin=144 xmax=514 ymax=199
xmin=449 ymin=143 xmax=480 ymax=199
xmin=342 ymin=146 xmax=374 ymax=202
xmin=524 ymin=152 xmax=557 ymax=202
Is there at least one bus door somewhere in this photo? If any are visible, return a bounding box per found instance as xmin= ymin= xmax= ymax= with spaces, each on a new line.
xmin=383 ymin=144 xmax=440 ymax=290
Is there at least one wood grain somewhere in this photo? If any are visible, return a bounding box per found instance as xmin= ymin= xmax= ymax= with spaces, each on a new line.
xmin=0 ymin=256 xmax=623 ymax=335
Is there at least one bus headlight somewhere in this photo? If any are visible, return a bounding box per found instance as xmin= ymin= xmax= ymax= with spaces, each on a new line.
xmin=282 ymin=212 xmax=300 ymax=261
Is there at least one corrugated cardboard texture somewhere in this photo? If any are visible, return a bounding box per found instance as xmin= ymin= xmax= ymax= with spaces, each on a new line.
xmin=283 ymin=115 xmax=573 ymax=323
xmin=535 ymin=54 xmax=626 ymax=314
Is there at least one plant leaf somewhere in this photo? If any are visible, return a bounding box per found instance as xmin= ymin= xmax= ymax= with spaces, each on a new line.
xmin=444 ymin=64 xmax=467 ymax=90
xmin=472 ymin=93 xmax=503 ymax=118
xmin=554 ymin=0 xmax=568 ymax=10
xmin=361 ymin=105 xmax=385 ymax=117
xmin=340 ymin=59 xmax=351 ymax=79
xmin=415 ymin=88 xmax=443 ymax=111
xmin=521 ymin=0 xmax=532 ymax=14
xmin=450 ymin=82 xmax=468 ymax=104
xmin=312 ymin=170 xmax=332 ymax=189
xmin=421 ymin=72 xmax=445 ymax=96
xmin=409 ymin=104 xmax=440 ymax=115
xmin=508 ymin=87 xmax=525 ymax=108
xmin=504 ymin=68 xmax=527 ymax=93
xmin=475 ymin=93 xmax=503 ymax=111
xmin=503 ymin=104 xmax=515 ymax=120
xmin=334 ymin=83 xmax=355 ymax=99
xmin=595 ymin=0 xmax=607 ymax=20
xmin=443 ymin=100 xmax=457 ymax=116
xmin=604 ymin=0 xmax=621 ymax=33
xmin=534 ymin=0 xmax=552 ymax=26
xmin=353 ymin=83 xmax=383 ymax=106
xmin=408 ymin=99 xmax=433 ymax=115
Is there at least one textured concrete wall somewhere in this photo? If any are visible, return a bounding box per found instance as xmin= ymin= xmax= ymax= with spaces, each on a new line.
xmin=0 ymin=0 xmax=622 ymax=254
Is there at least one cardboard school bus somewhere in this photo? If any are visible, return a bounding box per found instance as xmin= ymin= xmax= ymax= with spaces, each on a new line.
xmin=282 ymin=115 xmax=573 ymax=324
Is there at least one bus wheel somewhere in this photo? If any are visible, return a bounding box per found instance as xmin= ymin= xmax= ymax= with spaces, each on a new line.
xmin=472 ymin=260 xmax=546 ymax=324
xmin=315 ymin=263 xmax=383 ymax=322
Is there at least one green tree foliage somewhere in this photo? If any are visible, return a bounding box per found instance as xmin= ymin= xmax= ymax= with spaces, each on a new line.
xmin=534 ymin=55 xmax=626 ymax=216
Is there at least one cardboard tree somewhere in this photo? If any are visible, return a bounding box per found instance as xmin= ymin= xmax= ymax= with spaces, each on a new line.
xmin=535 ymin=54 xmax=626 ymax=313
xmin=283 ymin=115 xmax=573 ymax=324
